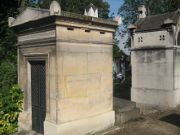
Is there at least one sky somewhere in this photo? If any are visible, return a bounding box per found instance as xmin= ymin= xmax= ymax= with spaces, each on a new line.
xmin=106 ymin=0 xmax=130 ymax=55
xmin=106 ymin=0 xmax=123 ymax=15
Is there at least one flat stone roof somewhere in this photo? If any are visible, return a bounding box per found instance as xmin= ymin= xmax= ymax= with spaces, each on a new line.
xmin=10 ymin=7 xmax=118 ymax=31
xmin=134 ymin=10 xmax=179 ymax=32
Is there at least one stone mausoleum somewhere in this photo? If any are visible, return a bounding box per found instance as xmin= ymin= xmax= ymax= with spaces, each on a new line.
xmin=129 ymin=5 xmax=180 ymax=109
xmin=9 ymin=1 xmax=118 ymax=135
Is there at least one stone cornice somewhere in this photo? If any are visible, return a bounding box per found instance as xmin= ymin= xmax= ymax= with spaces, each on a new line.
xmin=17 ymin=38 xmax=113 ymax=48
xmin=131 ymin=45 xmax=178 ymax=51
xmin=12 ymin=14 xmax=118 ymax=34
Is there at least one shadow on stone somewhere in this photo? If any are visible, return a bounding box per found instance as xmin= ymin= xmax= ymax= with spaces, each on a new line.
xmin=113 ymin=83 xmax=131 ymax=100
xmin=160 ymin=113 xmax=180 ymax=127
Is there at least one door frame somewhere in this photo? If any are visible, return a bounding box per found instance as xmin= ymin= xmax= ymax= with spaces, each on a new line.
xmin=25 ymin=54 xmax=50 ymax=133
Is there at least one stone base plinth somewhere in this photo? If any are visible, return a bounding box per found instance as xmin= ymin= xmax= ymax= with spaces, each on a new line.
xmin=131 ymin=88 xmax=180 ymax=109
xmin=44 ymin=111 xmax=115 ymax=135
xmin=18 ymin=111 xmax=32 ymax=131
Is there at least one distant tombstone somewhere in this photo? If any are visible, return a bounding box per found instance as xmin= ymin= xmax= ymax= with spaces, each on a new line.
xmin=50 ymin=0 xmax=61 ymax=15
xmin=138 ymin=5 xmax=146 ymax=18
xmin=84 ymin=3 xmax=98 ymax=17
xmin=8 ymin=17 xmax=15 ymax=27
xmin=114 ymin=16 xmax=122 ymax=25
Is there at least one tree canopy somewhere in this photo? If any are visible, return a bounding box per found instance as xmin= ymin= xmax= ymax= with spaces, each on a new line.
xmin=0 ymin=0 xmax=19 ymax=62
xmin=118 ymin=0 xmax=179 ymax=27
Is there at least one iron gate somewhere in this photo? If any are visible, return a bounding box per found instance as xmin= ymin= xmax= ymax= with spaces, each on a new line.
xmin=30 ymin=61 xmax=46 ymax=134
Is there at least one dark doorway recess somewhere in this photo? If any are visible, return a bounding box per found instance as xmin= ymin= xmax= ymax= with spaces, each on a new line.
xmin=160 ymin=113 xmax=180 ymax=127
xmin=113 ymin=70 xmax=131 ymax=100
xmin=113 ymin=83 xmax=131 ymax=100
xmin=30 ymin=61 xmax=46 ymax=134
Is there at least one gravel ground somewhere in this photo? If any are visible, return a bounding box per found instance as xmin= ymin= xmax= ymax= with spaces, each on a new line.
xmin=103 ymin=107 xmax=180 ymax=135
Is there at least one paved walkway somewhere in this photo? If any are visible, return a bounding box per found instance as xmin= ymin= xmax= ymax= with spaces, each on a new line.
xmin=101 ymin=108 xmax=180 ymax=135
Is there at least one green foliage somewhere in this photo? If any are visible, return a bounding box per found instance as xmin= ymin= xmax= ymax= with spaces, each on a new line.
xmin=113 ymin=27 xmax=128 ymax=59
xmin=0 ymin=1 xmax=19 ymax=133
xmin=0 ymin=26 xmax=17 ymax=62
xmin=0 ymin=0 xmax=18 ymax=96
xmin=113 ymin=39 xmax=127 ymax=59
xmin=0 ymin=61 xmax=17 ymax=95
xmin=0 ymin=0 xmax=18 ymax=62
xmin=0 ymin=85 xmax=23 ymax=135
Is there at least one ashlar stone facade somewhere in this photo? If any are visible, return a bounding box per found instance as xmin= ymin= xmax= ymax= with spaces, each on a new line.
xmin=129 ymin=7 xmax=180 ymax=109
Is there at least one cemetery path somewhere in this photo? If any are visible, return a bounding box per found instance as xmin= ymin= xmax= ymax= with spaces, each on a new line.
xmin=102 ymin=107 xmax=180 ymax=135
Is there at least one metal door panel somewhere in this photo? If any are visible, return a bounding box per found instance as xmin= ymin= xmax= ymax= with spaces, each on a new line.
xmin=30 ymin=61 xmax=46 ymax=134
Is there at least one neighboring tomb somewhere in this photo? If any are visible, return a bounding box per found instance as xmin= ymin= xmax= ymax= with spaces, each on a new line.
xmin=9 ymin=2 xmax=118 ymax=135
xmin=129 ymin=6 xmax=180 ymax=109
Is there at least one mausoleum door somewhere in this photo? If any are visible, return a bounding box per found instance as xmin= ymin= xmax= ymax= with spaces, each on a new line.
xmin=30 ymin=61 xmax=46 ymax=134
